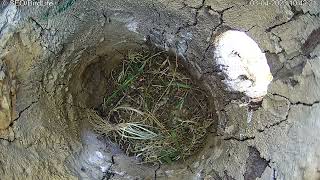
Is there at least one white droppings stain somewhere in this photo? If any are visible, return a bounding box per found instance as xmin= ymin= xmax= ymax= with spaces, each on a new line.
xmin=247 ymin=108 xmax=253 ymax=123
xmin=100 ymin=165 xmax=108 ymax=172
xmin=80 ymin=131 xmax=112 ymax=177
xmin=214 ymin=30 xmax=273 ymax=100
xmin=0 ymin=3 xmax=20 ymax=36
xmin=126 ymin=21 xmax=139 ymax=33
xmin=95 ymin=151 xmax=104 ymax=159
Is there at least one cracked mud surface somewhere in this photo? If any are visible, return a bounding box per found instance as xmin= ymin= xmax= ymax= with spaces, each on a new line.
xmin=0 ymin=0 xmax=320 ymax=179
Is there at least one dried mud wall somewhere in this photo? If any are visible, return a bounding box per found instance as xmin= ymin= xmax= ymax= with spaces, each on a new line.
xmin=0 ymin=0 xmax=319 ymax=179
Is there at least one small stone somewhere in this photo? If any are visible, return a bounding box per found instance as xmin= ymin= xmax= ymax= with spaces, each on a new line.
xmin=0 ymin=139 xmax=9 ymax=146
xmin=0 ymin=71 xmax=5 ymax=81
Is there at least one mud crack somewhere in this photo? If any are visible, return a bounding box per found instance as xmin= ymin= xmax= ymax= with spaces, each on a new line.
xmin=266 ymin=4 xmax=319 ymax=33
xmin=201 ymin=5 xmax=234 ymax=62
xmin=272 ymin=93 xmax=320 ymax=107
xmin=154 ymin=162 xmax=161 ymax=180
xmin=176 ymin=0 xmax=205 ymax=34
xmin=13 ymin=100 xmax=39 ymax=123
xmin=29 ymin=17 xmax=60 ymax=55
xmin=223 ymin=136 xmax=255 ymax=142
xmin=0 ymin=100 xmax=39 ymax=143
xmin=258 ymin=93 xmax=320 ymax=133
xmin=265 ymin=5 xmax=303 ymax=32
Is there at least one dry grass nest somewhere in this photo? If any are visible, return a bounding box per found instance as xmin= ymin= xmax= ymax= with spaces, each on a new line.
xmin=90 ymin=50 xmax=215 ymax=164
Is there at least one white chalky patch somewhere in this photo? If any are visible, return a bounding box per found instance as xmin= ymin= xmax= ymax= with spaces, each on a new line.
xmin=126 ymin=21 xmax=138 ymax=33
xmin=95 ymin=151 xmax=104 ymax=159
xmin=214 ymin=30 xmax=273 ymax=100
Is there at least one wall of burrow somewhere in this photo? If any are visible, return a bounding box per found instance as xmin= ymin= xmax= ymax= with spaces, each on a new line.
xmin=0 ymin=0 xmax=320 ymax=179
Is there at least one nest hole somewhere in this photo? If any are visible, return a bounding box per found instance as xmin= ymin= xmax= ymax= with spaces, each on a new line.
xmin=81 ymin=47 xmax=217 ymax=164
